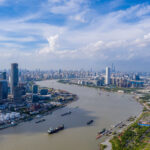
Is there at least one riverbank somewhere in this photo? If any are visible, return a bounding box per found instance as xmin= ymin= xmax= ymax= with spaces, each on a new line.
xmin=110 ymin=111 xmax=150 ymax=150
xmin=58 ymin=79 xmax=140 ymax=94
xmin=0 ymin=86 xmax=78 ymax=131
xmin=99 ymin=96 xmax=150 ymax=150
xmin=57 ymin=79 xmax=148 ymax=150
xmin=99 ymin=111 xmax=144 ymax=150
xmin=0 ymin=80 xmax=142 ymax=150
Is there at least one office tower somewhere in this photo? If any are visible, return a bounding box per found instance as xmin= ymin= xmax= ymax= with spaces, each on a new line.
xmin=13 ymin=87 xmax=22 ymax=103
xmin=2 ymin=72 xmax=6 ymax=80
xmin=40 ymin=89 xmax=48 ymax=95
xmin=18 ymin=83 xmax=26 ymax=95
xmin=59 ymin=69 xmax=62 ymax=74
xmin=0 ymin=80 xmax=8 ymax=100
xmin=10 ymin=63 xmax=18 ymax=95
xmin=32 ymin=94 xmax=39 ymax=103
xmin=0 ymin=72 xmax=6 ymax=80
xmin=111 ymin=63 xmax=116 ymax=73
xmin=105 ymin=67 xmax=111 ymax=85
xmin=111 ymin=63 xmax=114 ymax=72
xmin=13 ymin=83 xmax=26 ymax=103
xmin=32 ymin=85 xmax=38 ymax=94
xmin=133 ymin=74 xmax=140 ymax=80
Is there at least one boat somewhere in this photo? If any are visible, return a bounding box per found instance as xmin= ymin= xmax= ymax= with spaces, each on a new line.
xmin=114 ymin=121 xmax=123 ymax=128
xmin=87 ymin=120 xmax=94 ymax=125
xmin=98 ymin=128 xmax=106 ymax=134
xmin=96 ymin=134 xmax=103 ymax=139
xmin=10 ymin=121 xmax=18 ymax=127
xmin=36 ymin=115 xmax=42 ymax=118
xmin=48 ymin=125 xmax=64 ymax=134
xmin=26 ymin=117 xmax=33 ymax=121
xmin=96 ymin=128 xmax=109 ymax=139
xmin=61 ymin=111 xmax=72 ymax=116
xmin=105 ymin=130 xmax=112 ymax=136
xmin=0 ymin=124 xmax=10 ymax=130
xmin=35 ymin=119 xmax=45 ymax=124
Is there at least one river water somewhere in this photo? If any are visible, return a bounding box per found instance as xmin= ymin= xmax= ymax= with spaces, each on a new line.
xmin=0 ymin=80 xmax=143 ymax=150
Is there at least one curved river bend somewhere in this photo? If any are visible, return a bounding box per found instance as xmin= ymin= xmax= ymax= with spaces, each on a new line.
xmin=0 ymin=80 xmax=142 ymax=150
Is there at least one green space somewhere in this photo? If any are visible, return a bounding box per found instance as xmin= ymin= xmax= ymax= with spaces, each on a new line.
xmin=100 ymin=144 xmax=107 ymax=150
xmin=140 ymin=94 xmax=150 ymax=102
xmin=110 ymin=112 xmax=150 ymax=150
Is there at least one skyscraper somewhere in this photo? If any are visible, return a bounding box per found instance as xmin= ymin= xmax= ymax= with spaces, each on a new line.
xmin=32 ymin=84 xmax=38 ymax=94
xmin=0 ymin=72 xmax=6 ymax=80
xmin=0 ymin=80 xmax=8 ymax=100
xmin=111 ymin=63 xmax=116 ymax=73
xmin=10 ymin=63 xmax=18 ymax=95
xmin=13 ymin=86 xmax=25 ymax=103
xmin=105 ymin=67 xmax=110 ymax=85
xmin=2 ymin=72 xmax=6 ymax=80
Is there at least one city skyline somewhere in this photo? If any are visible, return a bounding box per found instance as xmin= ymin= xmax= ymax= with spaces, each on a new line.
xmin=0 ymin=1 xmax=150 ymax=148
xmin=0 ymin=63 xmax=149 ymax=73
xmin=0 ymin=0 xmax=150 ymax=71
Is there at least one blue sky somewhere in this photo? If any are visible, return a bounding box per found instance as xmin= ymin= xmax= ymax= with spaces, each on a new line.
xmin=0 ymin=0 xmax=150 ymax=71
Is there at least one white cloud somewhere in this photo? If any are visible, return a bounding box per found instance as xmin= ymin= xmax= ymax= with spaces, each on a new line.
xmin=48 ymin=0 xmax=62 ymax=3
xmin=144 ymin=33 xmax=150 ymax=40
xmin=0 ymin=2 xmax=150 ymax=70
xmin=72 ymin=14 xmax=86 ymax=23
xmin=39 ymin=34 xmax=59 ymax=54
xmin=0 ymin=35 xmax=36 ymax=42
xmin=47 ymin=0 xmax=89 ymax=15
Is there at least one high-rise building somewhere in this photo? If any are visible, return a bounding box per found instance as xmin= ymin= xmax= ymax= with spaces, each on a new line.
xmin=0 ymin=80 xmax=8 ymax=100
xmin=40 ymin=89 xmax=48 ymax=95
xmin=32 ymin=85 xmax=38 ymax=94
xmin=10 ymin=63 xmax=18 ymax=95
xmin=105 ymin=67 xmax=111 ymax=85
xmin=32 ymin=94 xmax=39 ymax=103
xmin=133 ymin=74 xmax=140 ymax=81
xmin=13 ymin=83 xmax=26 ymax=103
xmin=111 ymin=63 xmax=116 ymax=73
xmin=0 ymin=72 xmax=6 ymax=80
xmin=13 ymin=87 xmax=23 ymax=103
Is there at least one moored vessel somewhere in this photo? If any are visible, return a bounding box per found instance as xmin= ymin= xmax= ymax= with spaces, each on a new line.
xmin=98 ymin=128 xmax=106 ymax=134
xmin=35 ymin=119 xmax=45 ymax=124
xmin=87 ymin=120 xmax=94 ymax=125
xmin=48 ymin=125 xmax=64 ymax=134
xmin=61 ymin=111 xmax=72 ymax=116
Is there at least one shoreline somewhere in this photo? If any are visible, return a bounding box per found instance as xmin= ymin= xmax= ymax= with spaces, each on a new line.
xmin=57 ymin=79 xmax=141 ymax=94
xmin=0 ymin=82 xmax=78 ymax=131
xmin=100 ymin=110 xmax=144 ymax=150
xmin=99 ymin=95 xmax=147 ymax=150
xmin=57 ymin=80 xmax=145 ymax=150
xmin=0 ymin=79 xmax=144 ymax=150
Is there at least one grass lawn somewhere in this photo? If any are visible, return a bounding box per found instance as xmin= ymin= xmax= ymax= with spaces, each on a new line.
xmin=110 ymin=112 xmax=150 ymax=150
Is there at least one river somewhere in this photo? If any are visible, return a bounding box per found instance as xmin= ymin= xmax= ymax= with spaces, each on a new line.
xmin=0 ymin=80 xmax=143 ymax=150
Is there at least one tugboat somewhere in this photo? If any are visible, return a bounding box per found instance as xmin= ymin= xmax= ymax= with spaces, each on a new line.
xmin=26 ymin=117 xmax=33 ymax=121
xmin=61 ymin=111 xmax=72 ymax=116
xmin=0 ymin=124 xmax=10 ymax=130
xmin=35 ymin=119 xmax=46 ymax=124
xmin=98 ymin=128 xmax=106 ymax=134
xmin=48 ymin=125 xmax=64 ymax=134
xmin=96 ymin=128 xmax=111 ymax=139
xmin=10 ymin=121 xmax=18 ymax=127
xmin=96 ymin=134 xmax=103 ymax=140
xmin=87 ymin=120 xmax=94 ymax=125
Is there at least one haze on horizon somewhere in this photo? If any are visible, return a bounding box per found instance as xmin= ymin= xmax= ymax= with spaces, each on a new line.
xmin=0 ymin=0 xmax=150 ymax=71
